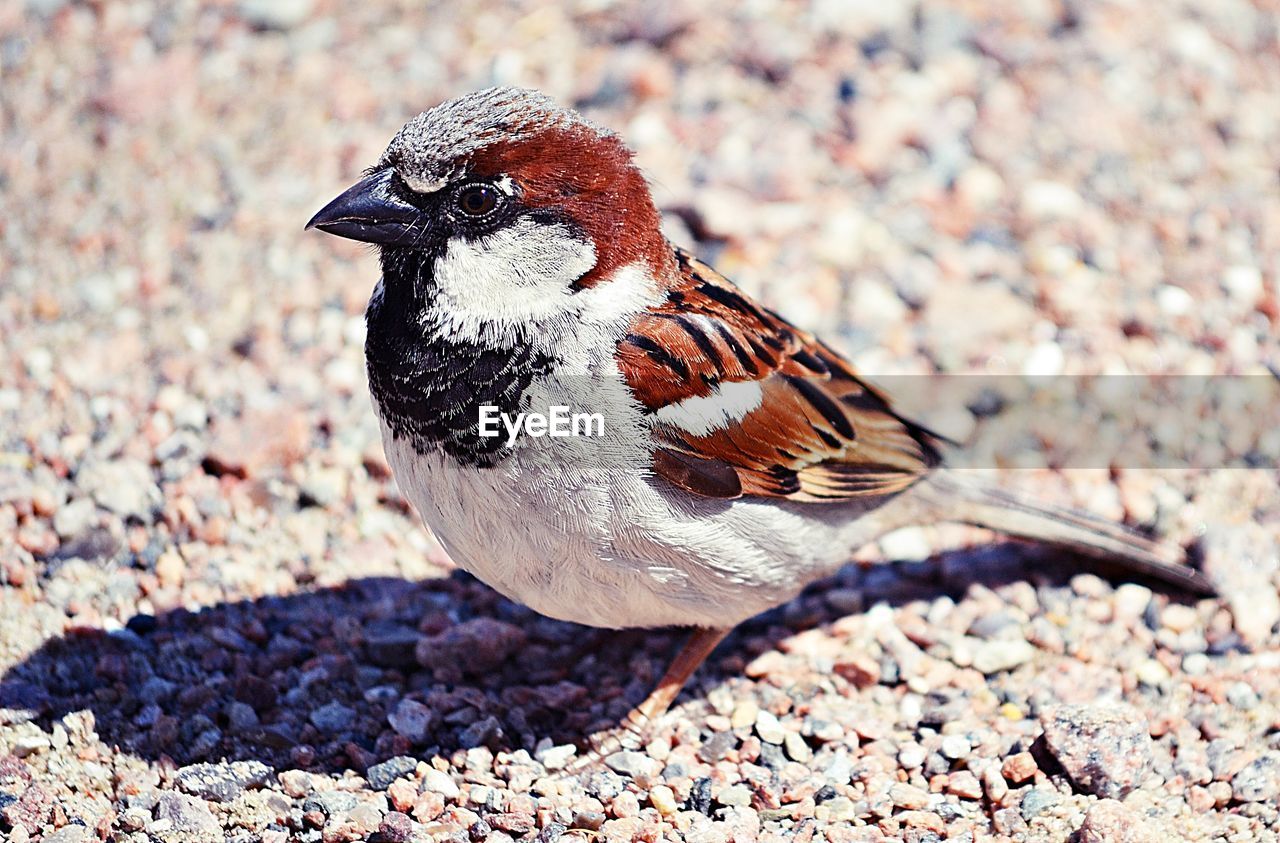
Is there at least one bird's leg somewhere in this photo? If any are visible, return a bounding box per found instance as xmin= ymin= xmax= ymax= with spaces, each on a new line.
xmin=623 ymin=626 xmax=731 ymax=733
xmin=572 ymin=627 xmax=729 ymax=769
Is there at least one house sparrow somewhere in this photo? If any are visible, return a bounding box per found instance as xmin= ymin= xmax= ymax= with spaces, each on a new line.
xmin=307 ymin=87 xmax=1210 ymax=750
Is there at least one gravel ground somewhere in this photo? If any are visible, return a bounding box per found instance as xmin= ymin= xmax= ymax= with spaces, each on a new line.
xmin=2 ymin=1 xmax=1279 ymax=841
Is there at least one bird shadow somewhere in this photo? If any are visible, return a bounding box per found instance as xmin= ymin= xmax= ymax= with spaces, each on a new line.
xmin=0 ymin=542 xmax=1214 ymax=777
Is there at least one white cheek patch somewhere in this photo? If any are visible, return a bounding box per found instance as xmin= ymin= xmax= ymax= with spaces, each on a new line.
xmin=430 ymin=217 xmax=597 ymax=340
xmin=656 ymin=379 xmax=764 ymax=436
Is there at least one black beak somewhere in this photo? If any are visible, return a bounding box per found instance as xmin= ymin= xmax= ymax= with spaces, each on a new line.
xmin=305 ymin=168 xmax=424 ymax=246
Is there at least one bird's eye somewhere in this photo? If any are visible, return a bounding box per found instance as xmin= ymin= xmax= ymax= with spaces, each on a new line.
xmin=456 ymin=184 xmax=501 ymax=218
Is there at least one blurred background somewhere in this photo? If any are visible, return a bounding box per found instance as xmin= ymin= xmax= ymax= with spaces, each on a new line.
xmin=1 ymin=1 xmax=1278 ymax=840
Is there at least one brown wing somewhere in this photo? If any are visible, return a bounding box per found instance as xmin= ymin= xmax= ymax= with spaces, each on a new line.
xmin=618 ymin=247 xmax=944 ymax=503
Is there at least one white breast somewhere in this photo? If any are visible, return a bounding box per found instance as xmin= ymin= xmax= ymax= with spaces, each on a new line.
xmin=374 ymin=262 xmax=899 ymax=630
xmin=379 ymin=356 xmax=898 ymax=630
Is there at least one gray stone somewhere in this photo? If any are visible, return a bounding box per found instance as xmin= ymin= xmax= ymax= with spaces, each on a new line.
xmin=153 ymin=792 xmax=220 ymax=841
xmin=822 ymin=749 xmax=854 ymax=785
xmin=458 ymin=715 xmax=502 ymax=748
xmin=1206 ymin=738 xmax=1243 ymax=780
xmin=367 ymin=756 xmax=418 ymax=790
xmin=388 ymin=698 xmax=433 ymax=743
xmin=41 ymin=827 xmax=89 ymax=843
xmin=1200 ymin=522 xmax=1280 ymax=646
xmin=76 ymin=459 xmax=160 ymax=519
xmin=303 ymin=790 xmax=359 ymax=816
xmin=604 ymin=750 xmax=661 ymax=781
xmin=699 ymin=731 xmax=737 ymax=763
xmin=1019 ymin=787 xmax=1059 ymax=819
xmin=365 ymin=626 xmax=422 ymax=669
xmin=582 ymin=770 xmax=625 ymax=802
xmin=1040 ymin=704 xmax=1153 ymax=798
xmin=968 ymin=610 xmax=1022 ymax=639
xmin=52 ymin=498 xmax=96 ymax=539
xmin=1232 ymin=752 xmax=1280 ymax=803
xmin=1226 ymin=681 xmax=1260 ymax=710
xmin=176 ymin=760 xmax=272 ymax=803
xmin=309 ymin=700 xmax=355 ymax=734
xmin=226 ymin=702 xmax=259 ymax=732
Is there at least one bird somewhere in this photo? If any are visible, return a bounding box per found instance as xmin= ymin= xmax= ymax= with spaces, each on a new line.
xmin=306 ymin=86 xmax=1212 ymax=755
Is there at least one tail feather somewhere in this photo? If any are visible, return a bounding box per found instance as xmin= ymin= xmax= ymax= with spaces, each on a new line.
xmin=918 ymin=472 xmax=1214 ymax=596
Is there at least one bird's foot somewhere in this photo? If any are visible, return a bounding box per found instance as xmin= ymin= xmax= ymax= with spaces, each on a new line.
xmin=563 ymin=710 xmax=652 ymax=774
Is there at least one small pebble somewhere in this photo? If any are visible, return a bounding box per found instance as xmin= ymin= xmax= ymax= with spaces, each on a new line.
xmin=947 ymin=771 xmax=982 ymax=800
xmin=982 ymin=765 xmax=1009 ymax=803
xmin=422 ymin=769 xmax=461 ymax=799
xmin=604 ymin=751 xmax=661 ymax=782
xmin=888 ymin=782 xmax=930 ymax=810
xmin=367 ymin=756 xmax=418 ymax=790
xmin=898 ymin=743 xmax=927 ymax=770
xmin=1161 ymin=604 xmax=1199 ymax=633
xmin=784 ymin=731 xmax=812 ymax=762
xmin=755 ymin=710 xmax=786 ymax=744
xmin=1019 ymin=787 xmax=1059 ymax=819
xmin=388 ymin=698 xmax=433 ymax=742
xmin=1135 ymin=659 xmax=1170 ymax=686
xmin=309 ymin=700 xmax=355 ymax=734
xmin=730 ymin=700 xmax=758 ymax=730
xmin=972 ymin=639 xmax=1035 ymax=674
xmin=1002 ymin=752 xmax=1037 ymax=784
xmin=1232 ymin=752 xmax=1280 ymax=803
xmin=534 ymin=741 xmax=577 ymax=771
xmin=648 ymin=785 xmax=678 ymax=816
xmin=717 ymin=784 xmax=752 ymax=807
xmin=1226 ymin=681 xmax=1259 ymax=710
xmin=940 ymin=734 xmax=970 ymax=760
xmin=1078 ymin=799 xmax=1158 ymax=843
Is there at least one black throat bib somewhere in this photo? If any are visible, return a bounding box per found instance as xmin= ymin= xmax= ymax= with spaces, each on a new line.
xmin=363 ymin=248 xmax=554 ymax=467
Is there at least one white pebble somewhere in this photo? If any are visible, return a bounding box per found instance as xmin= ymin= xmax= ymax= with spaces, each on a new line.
xmin=755 ymin=710 xmax=786 ymax=744
xmin=1021 ymin=181 xmax=1084 ymax=220
xmin=1136 ymin=658 xmax=1170 ymax=686
xmin=1157 ymin=285 xmax=1194 ymax=316
xmin=1223 ymin=266 xmax=1263 ymax=302
xmin=898 ymin=743 xmax=927 ymax=769
xmin=941 ymin=734 xmax=972 ymax=759
xmin=1181 ymin=653 xmax=1210 ymax=676
xmin=422 ymin=768 xmax=460 ymax=799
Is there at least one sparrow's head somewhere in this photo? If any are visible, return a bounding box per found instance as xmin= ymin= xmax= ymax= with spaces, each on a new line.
xmin=307 ymin=87 xmax=672 ymax=300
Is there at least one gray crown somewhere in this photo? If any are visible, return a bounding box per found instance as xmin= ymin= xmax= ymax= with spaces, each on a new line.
xmin=378 ymin=87 xmax=607 ymax=192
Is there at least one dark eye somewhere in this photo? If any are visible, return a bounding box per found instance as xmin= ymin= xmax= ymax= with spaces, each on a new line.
xmin=456 ymin=184 xmax=501 ymax=218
